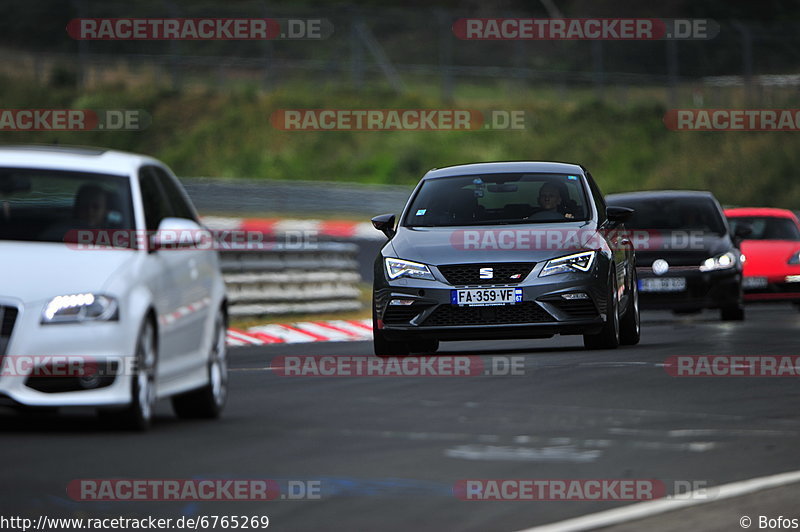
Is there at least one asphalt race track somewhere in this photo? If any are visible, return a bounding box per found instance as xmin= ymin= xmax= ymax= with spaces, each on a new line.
xmin=2 ymin=305 xmax=799 ymax=531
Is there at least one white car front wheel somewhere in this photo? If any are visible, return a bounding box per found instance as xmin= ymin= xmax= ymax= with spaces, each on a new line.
xmin=113 ymin=318 xmax=157 ymax=430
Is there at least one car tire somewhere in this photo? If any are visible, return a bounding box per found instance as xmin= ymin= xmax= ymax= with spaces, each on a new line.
xmin=584 ymin=272 xmax=620 ymax=350
xmin=720 ymin=304 xmax=745 ymax=321
xmin=172 ymin=309 xmax=228 ymax=419
xmin=619 ymin=270 xmax=641 ymax=346
xmin=117 ymin=317 xmax=157 ymax=430
xmin=373 ymin=329 xmax=410 ymax=357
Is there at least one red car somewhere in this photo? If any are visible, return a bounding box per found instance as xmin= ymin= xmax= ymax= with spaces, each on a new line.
xmin=725 ymin=208 xmax=800 ymax=307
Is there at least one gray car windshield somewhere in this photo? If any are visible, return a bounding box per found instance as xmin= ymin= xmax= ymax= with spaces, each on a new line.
xmin=0 ymin=168 xmax=135 ymax=246
xmin=404 ymin=173 xmax=589 ymax=227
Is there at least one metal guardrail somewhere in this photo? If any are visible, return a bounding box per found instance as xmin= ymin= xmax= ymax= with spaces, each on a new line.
xmin=219 ymin=242 xmax=363 ymax=317
xmin=182 ymin=178 xmax=412 ymax=217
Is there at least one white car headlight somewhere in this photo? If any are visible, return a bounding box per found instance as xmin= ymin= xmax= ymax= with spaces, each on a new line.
xmin=539 ymin=251 xmax=596 ymax=277
xmin=385 ymin=258 xmax=435 ymax=281
xmin=699 ymin=251 xmax=737 ymax=272
xmin=42 ymin=293 xmax=119 ymax=324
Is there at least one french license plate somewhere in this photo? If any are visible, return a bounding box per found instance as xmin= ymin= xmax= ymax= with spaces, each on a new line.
xmin=452 ymin=288 xmax=522 ymax=306
xmin=742 ymin=276 xmax=768 ymax=289
xmin=639 ymin=277 xmax=687 ymax=292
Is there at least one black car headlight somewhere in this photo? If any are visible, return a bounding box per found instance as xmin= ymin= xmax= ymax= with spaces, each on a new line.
xmin=788 ymin=251 xmax=800 ymax=265
xmin=699 ymin=251 xmax=737 ymax=272
xmin=42 ymin=293 xmax=119 ymax=324
xmin=539 ymin=251 xmax=596 ymax=277
xmin=385 ymin=258 xmax=435 ymax=281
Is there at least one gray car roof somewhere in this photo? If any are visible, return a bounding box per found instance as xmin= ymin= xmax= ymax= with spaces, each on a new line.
xmin=423 ymin=161 xmax=584 ymax=179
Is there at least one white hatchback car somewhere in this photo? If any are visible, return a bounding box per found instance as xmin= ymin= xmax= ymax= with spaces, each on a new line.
xmin=0 ymin=146 xmax=228 ymax=429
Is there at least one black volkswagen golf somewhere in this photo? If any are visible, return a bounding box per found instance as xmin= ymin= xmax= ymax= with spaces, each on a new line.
xmin=605 ymin=190 xmax=746 ymax=321
xmin=370 ymin=161 xmax=640 ymax=356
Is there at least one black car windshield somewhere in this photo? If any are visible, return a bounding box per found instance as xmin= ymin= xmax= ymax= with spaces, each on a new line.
xmin=0 ymin=168 xmax=135 ymax=246
xmin=728 ymin=216 xmax=800 ymax=241
xmin=611 ymin=197 xmax=727 ymax=235
xmin=404 ymin=173 xmax=589 ymax=227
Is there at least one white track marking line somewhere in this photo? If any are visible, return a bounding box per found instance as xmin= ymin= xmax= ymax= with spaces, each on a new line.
xmin=516 ymin=469 xmax=800 ymax=532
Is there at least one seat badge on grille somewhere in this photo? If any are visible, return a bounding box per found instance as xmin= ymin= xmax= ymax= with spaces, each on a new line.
xmin=479 ymin=267 xmax=494 ymax=279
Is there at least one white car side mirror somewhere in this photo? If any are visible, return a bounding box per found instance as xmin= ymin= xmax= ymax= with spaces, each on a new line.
xmin=150 ymin=217 xmax=212 ymax=251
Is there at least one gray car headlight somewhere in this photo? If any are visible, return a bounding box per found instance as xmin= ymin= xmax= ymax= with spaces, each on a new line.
xmin=385 ymin=258 xmax=435 ymax=280
xmin=539 ymin=251 xmax=597 ymax=277
xmin=699 ymin=251 xmax=737 ymax=272
xmin=42 ymin=293 xmax=119 ymax=324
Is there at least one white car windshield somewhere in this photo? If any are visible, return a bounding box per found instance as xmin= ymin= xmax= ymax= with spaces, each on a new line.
xmin=0 ymin=168 xmax=135 ymax=246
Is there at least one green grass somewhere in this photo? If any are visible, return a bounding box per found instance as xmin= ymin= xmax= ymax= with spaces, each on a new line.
xmin=3 ymin=76 xmax=800 ymax=208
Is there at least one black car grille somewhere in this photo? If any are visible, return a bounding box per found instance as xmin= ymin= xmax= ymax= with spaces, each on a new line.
xmin=636 ymin=266 xmax=699 ymax=274
xmin=548 ymin=299 xmax=599 ymax=319
xmin=438 ymin=263 xmax=535 ymax=286
xmin=0 ymin=306 xmax=18 ymax=358
xmin=382 ymin=304 xmax=431 ymax=325
xmin=422 ymin=302 xmax=553 ymax=327
xmin=26 ymin=375 xmax=116 ymax=393
xmin=635 ymin=251 xmax=708 ymax=268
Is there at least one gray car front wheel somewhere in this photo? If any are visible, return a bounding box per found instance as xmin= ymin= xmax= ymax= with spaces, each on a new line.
xmin=619 ymin=270 xmax=641 ymax=345
xmin=584 ymin=272 xmax=621 ymax=350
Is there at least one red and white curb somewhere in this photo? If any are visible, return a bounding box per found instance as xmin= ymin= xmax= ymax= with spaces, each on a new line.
xmin=203 ymin=217 xmax=383 ymax=240
xmin=226 ymin=319 xmax=373 ymax=347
